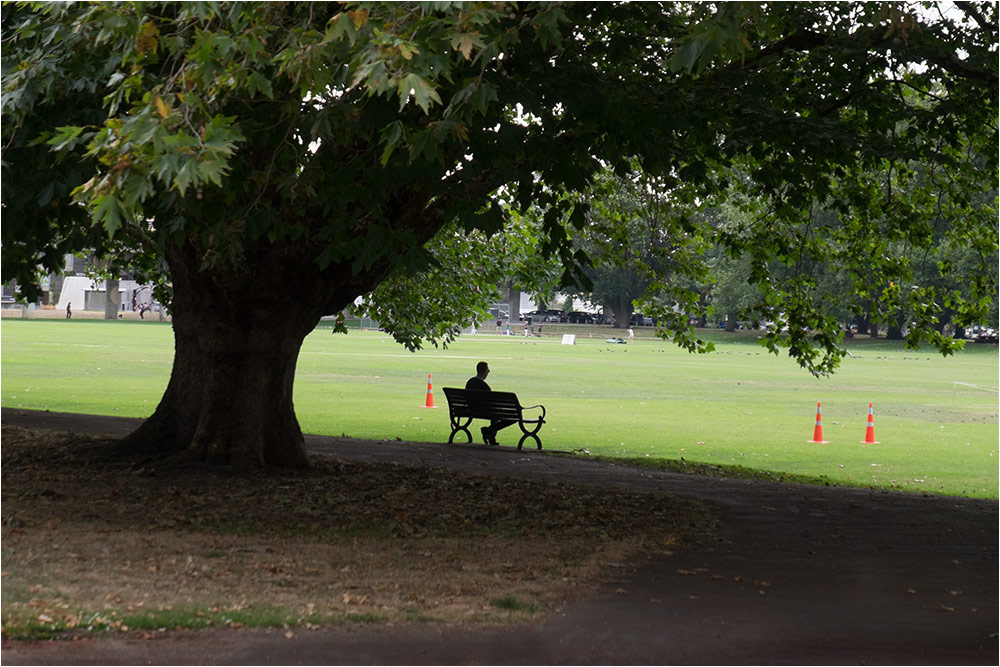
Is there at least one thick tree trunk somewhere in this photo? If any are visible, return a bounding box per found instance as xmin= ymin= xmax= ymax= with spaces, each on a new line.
xmin=856 ymin=310 xmax=878 ymax=338
xmin=118 ymin=169 xmax=449 ymax=468
xmin=695 ymin=292 xmax=708 ymax=328
xmin=609 ymin=295 xmax=632 ymax=329
xmin=126 ymin=309 xmax=312 ymax=468
xmin=122 ymin=242 xmax=351 ymax=469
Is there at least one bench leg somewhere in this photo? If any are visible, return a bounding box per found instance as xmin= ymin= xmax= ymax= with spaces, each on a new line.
xmin=448 ymin=417 xmax=473 ymax=444
xmin=516 ymin=420 xmax=544 ymax=450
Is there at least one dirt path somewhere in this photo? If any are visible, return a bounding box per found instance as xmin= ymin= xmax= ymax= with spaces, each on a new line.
xmin=2 ymin=408 xmax=997 ymax=665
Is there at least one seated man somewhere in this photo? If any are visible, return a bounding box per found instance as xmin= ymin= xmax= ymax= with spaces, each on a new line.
xmin=465 ymin=361 xmax=514 ymax=446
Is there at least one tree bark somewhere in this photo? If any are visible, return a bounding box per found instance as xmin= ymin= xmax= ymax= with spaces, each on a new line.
xmin=121 ymin=241 xmax=363 ymax=469
xmin=855 ymin=310 xmax=878 ymax=338
xmin=609 ymin=295 xmax=632 ymax=329
xmin=886 ymin=317 xmax=904 ymax=340
xmin=126 ymin=310 xmax=311 ymax=468
xmin=116 ymin=165 xmax=453 ymax=469
xmin=695 ymin=292 xmax=708 ymax=328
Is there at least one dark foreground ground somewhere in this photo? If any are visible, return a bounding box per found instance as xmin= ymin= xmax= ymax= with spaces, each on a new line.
xmin=1 ymin=408 xmax=997 ymax=666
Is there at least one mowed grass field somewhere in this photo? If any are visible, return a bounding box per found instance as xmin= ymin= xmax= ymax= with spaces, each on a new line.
xmin=2 ymin=318 xmax=997 ymax=498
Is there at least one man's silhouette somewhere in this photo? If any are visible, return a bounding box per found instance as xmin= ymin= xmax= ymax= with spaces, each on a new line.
xmin=465 ymin=361 xmax=514 ymax=446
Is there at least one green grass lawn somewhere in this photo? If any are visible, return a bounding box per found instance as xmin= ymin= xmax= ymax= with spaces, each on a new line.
xmin=2 ymin=318 xmax=997 ymax=498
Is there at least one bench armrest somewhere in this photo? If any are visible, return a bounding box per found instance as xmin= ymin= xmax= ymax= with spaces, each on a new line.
xmin=521 ymin=403 xmax=546 ymax=420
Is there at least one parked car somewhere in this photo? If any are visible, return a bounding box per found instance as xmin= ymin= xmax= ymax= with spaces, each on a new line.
xmin=630 ymin=314 xmax=654 ymax=326
xmin=974 ymin=327 xmax=998 ymax=344
xmin=521 ymin=310 xmax=546 ymax=322
xmin=567 ymin=311 xmax=595 ymax=324
xmin=544 ymin=309 xmax=567 ymax=322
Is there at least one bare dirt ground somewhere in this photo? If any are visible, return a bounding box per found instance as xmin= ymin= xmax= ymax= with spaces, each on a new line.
xmin=1 ymin=408 xmax=997 ymax=665
xmin=1 ymin=425 xmax=712 ymax=633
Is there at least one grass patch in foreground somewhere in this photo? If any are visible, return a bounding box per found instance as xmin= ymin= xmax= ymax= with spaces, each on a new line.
xmin=489 ymin=595 xmax=539 ymax=614
xmin=0 ymin=604 xmax=328 ymax=640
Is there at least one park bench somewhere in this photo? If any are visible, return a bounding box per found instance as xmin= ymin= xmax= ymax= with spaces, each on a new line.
xmin=441 ymin=388 xmax=547 ymax=450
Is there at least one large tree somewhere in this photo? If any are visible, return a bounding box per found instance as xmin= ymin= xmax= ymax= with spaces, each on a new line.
xmin=568 ymin=167 xmax=710 ymax=331
xmin=3 ymin=2 xmax=996 ymax=468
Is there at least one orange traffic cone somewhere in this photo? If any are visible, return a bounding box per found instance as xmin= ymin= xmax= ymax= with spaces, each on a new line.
xmin=422 ymin=373 xmax=438 ymax=409
xmin=861 ymin=402 xmax=880 ymax=443
xmin=808 ymin=401 xmax=828 ymax=443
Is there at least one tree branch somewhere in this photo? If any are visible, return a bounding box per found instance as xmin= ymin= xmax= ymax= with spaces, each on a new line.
xmin=954 ymin=1 xmax=992 ymax=32
xmin=736 ymin=22 xmax=996 ymax=88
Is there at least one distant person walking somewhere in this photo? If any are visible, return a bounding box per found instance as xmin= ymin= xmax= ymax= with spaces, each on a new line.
xmin=628 ymin=326 xmax=634 ymax=343
xmin=65 ymin=303 xmax=72 ymax=319
xmin=465 ymin=361 xmax=514 ymax=446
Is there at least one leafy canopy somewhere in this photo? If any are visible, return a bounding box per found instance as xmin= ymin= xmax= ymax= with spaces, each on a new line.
xmin=2 ymin=1 xmax=997 ymax=374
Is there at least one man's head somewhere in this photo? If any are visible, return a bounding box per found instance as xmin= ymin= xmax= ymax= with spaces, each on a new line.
xmin=476 ymin=361 xmax=490 ymax=378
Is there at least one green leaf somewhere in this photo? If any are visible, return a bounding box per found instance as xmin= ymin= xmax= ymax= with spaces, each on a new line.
xmin=174 ymin=158 xmax=200 ymax=196
xmin=46 ymin=125 xmax=85 ymax=152
xmin=202 ymin=115 xmax=245 ymax=153
xmin=247 ymin=71 xmax=273 ymax=98
xmin=402 ymin=74 xmax=442 ymax=114
xmin=671 ymin=39 xmax=709 ymax=74
xmin=379 ymin=121 xmax=405 ymax=166
xmin=326 ymin=13 xmax=358 ymax=44
xmin=121 ymin=172 xmax=154 ymax=205
xmin=36 ymin=182 xmax=56 ymax=207
xmin=92 ymin=194 xmax=124 ymax=237
xmin=197 ymin=158 xmax=227 ymax=187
